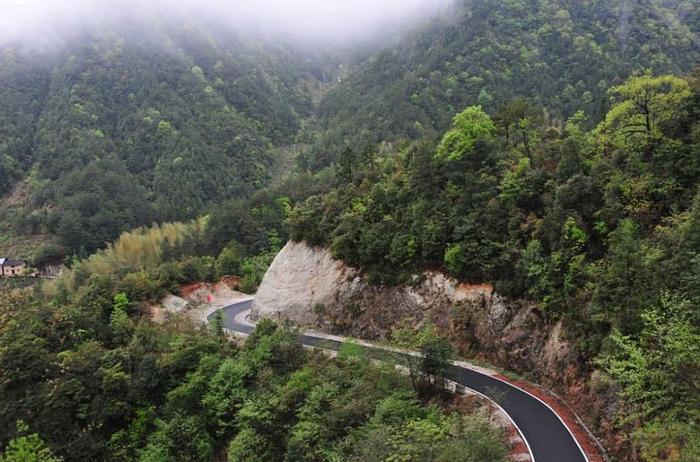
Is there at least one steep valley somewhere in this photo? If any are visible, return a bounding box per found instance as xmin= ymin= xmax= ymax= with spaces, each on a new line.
xmin=1 ymin=1 xmax=699 ymax=461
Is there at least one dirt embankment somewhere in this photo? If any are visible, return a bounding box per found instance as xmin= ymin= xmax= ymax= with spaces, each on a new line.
xmin=252 ymin=241 xmax=620 ymax=460
xmin=149 ymin=276 xmax=250 ymax=324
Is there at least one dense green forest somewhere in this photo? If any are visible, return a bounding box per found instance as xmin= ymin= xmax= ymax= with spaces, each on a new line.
xmin=290 ymin=70 xmax=700 ymax=459
xmin=0 ymin=20 xmax=321 ymax=259
xmin=3 ymin=0 xmax=699 ymax=263
xmin=308 ymin=0 xmax=700 ymax=168
xmin=0 ymin=239 xmax=505 ymax=461
xmin=2 ymin=0 xmax=700 ymax=460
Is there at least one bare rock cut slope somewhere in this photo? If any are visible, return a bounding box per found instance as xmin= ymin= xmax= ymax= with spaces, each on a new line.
xmin=253 ymin=240 xmax=578 ymax=384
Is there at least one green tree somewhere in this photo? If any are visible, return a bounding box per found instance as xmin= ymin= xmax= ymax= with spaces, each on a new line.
xmin=216 ymin=244 xmax=243 ymax=277
xmin=436 ymin=106 xmax=495 ymax=161
xmin=594 ymin=219 xmax=658 ymax=334
xmin=109 ymin=292 xmax=133 ymax=345
xmin=227 ymin=428 xmax=275 ymax=462
xmin=443 ymin=243 xmax=467 ymax=276
xmin=599 ymin=293 xmax=700 ymax=460
xmin=211 ymin=310 xmax=226 ymax=345
xmin=337 ymin=147 xmax=357 ymax=183
xmin=418 ymin=327 xmax=453 ymax=393
xmin=139 ymin=414 xmax=214 ymax=462
xmin=0 ymin=421 xmax=61 ymax=462
xmin=600 ymin=72 xmax=692 ymax=152
xmin=392 ymin=323 xmax=453 ymax=393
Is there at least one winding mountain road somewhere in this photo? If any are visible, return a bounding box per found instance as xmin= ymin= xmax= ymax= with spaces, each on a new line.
xmin=210 ymin=299 xmax=590 ymax=462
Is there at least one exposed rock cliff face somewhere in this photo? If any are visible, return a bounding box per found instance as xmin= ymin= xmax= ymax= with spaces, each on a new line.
xmin=253 ymin=241 xmax=618 ymax=457
xmin=253 ymin=241 xmax=578 ymax=382
xmin=253 ymin=240 xmax=362 ymax=325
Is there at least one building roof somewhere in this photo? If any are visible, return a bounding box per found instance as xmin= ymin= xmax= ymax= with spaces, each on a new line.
xmin=0 ymin=258 xmax=24 ymax=267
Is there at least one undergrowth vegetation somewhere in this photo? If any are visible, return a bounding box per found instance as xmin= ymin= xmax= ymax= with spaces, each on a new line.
xmin=0 ymin=288 xmax=506 ymax=462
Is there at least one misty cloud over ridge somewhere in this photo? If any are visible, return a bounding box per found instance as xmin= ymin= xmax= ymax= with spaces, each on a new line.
xmin=0 ymin=0 xmax=453 ymax=46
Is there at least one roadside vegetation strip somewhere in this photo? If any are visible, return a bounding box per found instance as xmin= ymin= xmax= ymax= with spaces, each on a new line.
xmin=292 ymin=325 xmax=606 ymax=462
xmin=219 ymin=308 xmax=536 ymax=462
xmin=228 ymin=305 xmax=605 ymax=462
xmin=343 ymin=340 xmax=604 ymax=462
xmin=211 ymin=302 xmax=603 ymax=461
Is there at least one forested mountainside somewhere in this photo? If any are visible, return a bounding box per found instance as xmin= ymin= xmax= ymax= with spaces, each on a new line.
xmin=0 ymin=222 xmax=506 ymax=461
xmin=290 ymin=70 xmax=700 ymax=459
xmin=0 ymin=20 xmax=319 ymax=257
xmin=308 ymin=0 xmax=700 ymax=168
xmin=2 ymin=0 xmax=698 ymax=261
xmin=1 ymin=1 xmax=700 ymax=461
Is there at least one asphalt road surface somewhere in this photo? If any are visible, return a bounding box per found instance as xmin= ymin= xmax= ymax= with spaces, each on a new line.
xmin=210 ymin=299 xmax=589 ymax=462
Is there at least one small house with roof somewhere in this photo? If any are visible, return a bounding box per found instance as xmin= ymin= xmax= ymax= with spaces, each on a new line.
xmin=0 ymin=258 xmax=26 ymax=277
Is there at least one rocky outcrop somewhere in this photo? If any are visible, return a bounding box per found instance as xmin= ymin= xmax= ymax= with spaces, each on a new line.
xmin=253 ymin=240 xmax=362 ymax=324
xmin=252 ymin=241 xmax=579 ymax=382
xmin=253 ymin=240 xmax=619 ymax=459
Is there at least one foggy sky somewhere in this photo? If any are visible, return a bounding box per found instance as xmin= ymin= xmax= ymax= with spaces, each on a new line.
xmin=0 ymin=0 xmax=453 ymax=46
